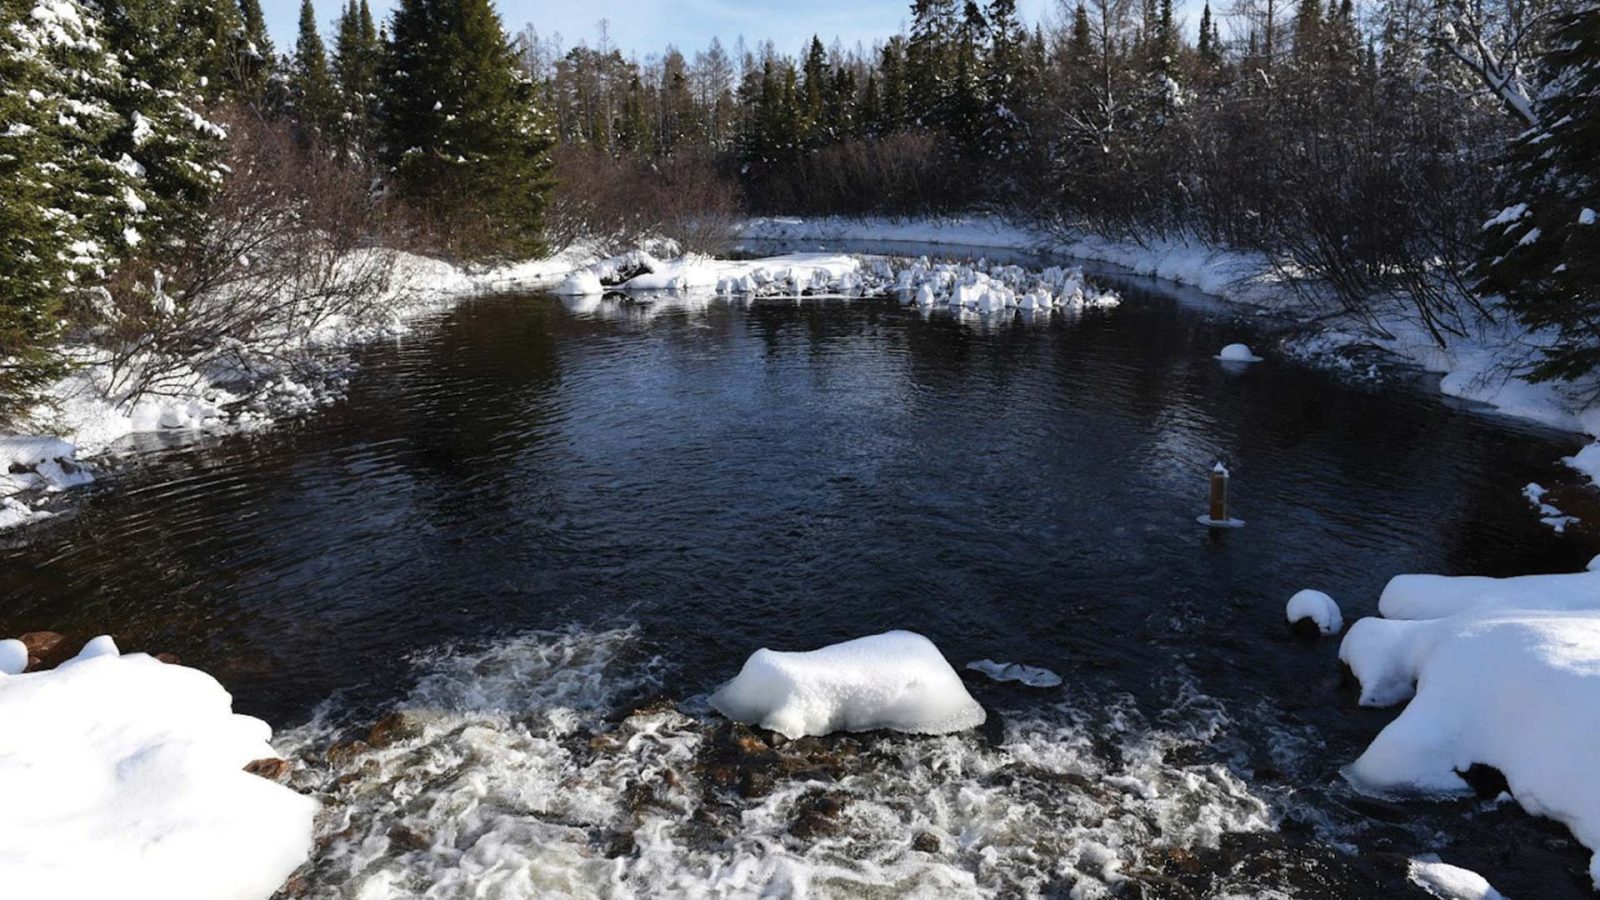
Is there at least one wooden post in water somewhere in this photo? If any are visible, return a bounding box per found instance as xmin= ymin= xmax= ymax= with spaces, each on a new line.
xmin=1209 ymin=462 xmax=1229 ymax=523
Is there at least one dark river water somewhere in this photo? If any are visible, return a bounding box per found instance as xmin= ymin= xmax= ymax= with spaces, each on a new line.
xmin=2 ymin=243 xmax=1596 ymax=897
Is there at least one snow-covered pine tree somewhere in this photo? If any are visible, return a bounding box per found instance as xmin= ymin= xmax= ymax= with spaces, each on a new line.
xmin=333 ymin=0 xmax=380 ymax=150
xmin=96 ymin=0 xmax=228 ymax=253
xmin=1478 ymin=3 xmax=1600 ymax=381
xmin=0 ymin=0 xmax=142 ymax=418
xmin=908 ymin=0 xmax=958 ymax=127
xmin=982 ymin=0 xmax=1033 ymax=160
xmin=877 ymin=36 xmax=911 ymax=133
xmin=236 ymin=0 xmax=276 ymax=103
xmin=379 ymin=0 xmax=555 ymax=258
xmin=290 ymin=0 xmax=338 ymax=134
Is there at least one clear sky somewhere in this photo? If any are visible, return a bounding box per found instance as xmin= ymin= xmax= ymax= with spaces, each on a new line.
xmin=260 ymin=0 xmax=1104 ymax=61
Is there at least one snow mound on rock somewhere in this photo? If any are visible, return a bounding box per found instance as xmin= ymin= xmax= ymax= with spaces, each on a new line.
xmin=555 ymin=268 xmax=602 ymax=296
xmin=711 ymin=630 xmax=986 ymax=740
xmin=0 ymin=635 xmax=317 ymax=899
xmin=1286 ymin=589 xmax=1343 ymax=635
xmin=1340 ymin=600 xmax=1600 ymax=886
xmin=1216 ymin=343 xmax=1263 ymax=363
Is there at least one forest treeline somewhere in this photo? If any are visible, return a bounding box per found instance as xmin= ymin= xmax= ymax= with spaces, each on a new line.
xmin=1 ymin=0 xmax=1597 ymax=422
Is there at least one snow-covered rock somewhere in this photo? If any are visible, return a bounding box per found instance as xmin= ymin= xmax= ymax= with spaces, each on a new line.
xmin=0 ymin=635 xmax=317 ymax=898
xmin=1286 ymin=589 xmax=1343 ymax=635
xmin=1216 ymin=343 xmax=1263 ymax=363
xmin=1341 ymin=567 xmax=1600 ymax=888
xmin=711 ymin=630 xmax=986 ymax=740
xmin=966 ymin=658 xmax=1063 ymax=688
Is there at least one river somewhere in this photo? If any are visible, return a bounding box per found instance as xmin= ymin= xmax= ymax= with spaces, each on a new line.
xmin=2 ymin=243 xmax=1592 ymax=897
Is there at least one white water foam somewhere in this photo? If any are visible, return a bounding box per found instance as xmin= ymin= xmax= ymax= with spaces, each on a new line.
xmin=278 ymin=626 xmax=1283 ymax=898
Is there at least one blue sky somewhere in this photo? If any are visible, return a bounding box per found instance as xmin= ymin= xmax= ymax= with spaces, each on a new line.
xmin=260 ymin=0 xmax=1097 ymax=61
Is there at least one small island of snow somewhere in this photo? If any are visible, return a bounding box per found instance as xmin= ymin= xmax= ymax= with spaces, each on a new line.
xmin=711 ymin=630 xmax=986 ymax=740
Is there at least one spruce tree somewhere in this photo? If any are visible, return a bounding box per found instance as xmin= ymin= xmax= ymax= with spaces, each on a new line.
xmin=0 ymin=0 xmax=140 ymax=418
xmin=380 ymin=0 xmax=555 ymax=258
xmin=236 ymin=0 xmax=276 ymax=102
xmin=96 ymin=0 xmax=228 ymax=254
xmin=878 ymin=36 xmax=911 ymax=133
xmin=908 ymin=0 xmax=958 ymax=127
xmin=291 ymin=0 xmax=338 ymax=133
xmin=983 ymin=0 xmax=1031 ymax=159
xmin=1478 ymin=3 xmax=1600 ymax=380
xmin=333 ymin=0 xmax=380 ymax=149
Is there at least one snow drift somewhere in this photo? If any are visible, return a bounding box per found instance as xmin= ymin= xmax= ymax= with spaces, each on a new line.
xmin=0 ymin=636 xmax=317 ymax=899
xmin=711 ymin=630 xmax=986 ymax=740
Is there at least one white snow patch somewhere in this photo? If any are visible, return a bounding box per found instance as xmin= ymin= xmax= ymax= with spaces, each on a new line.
xmin=711 ymin=630 xmax=987 ymax=740
xmin=0 ymin=635 xmax=316 ymax=897
xmin=1379 ymin=569 xmax=1600 ymax=620
xmin=1285 ymin=590 xmax=1343 ymax=635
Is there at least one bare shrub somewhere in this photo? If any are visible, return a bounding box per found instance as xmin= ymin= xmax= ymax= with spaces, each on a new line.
xmin=90 ymin=107 xmax=397 ymax=403
xmin=544 ymin=144 xmax=742 ymax=255
xmin=742 ymin=132 xmax=980 ymax=217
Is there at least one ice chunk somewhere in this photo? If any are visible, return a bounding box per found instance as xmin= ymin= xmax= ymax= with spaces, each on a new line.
xmin=966 ymin=659 xmax=1063 ymax=688
xmin=1286 ymin=589 xmax=1343 ymax=635
xmin=0 ymin=637 xmax=316 ymax=897
xmin=711 ymin=630 xmax=986 ymax=740
xmin=1216 ymin=343 xmax=1263 ymax=363
xmin=1408 ymin=855 xmax=1505 ymax=900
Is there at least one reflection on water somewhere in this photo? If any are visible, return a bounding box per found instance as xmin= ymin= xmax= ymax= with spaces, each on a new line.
xmin=1 ymin=255 xmax=1594 ymax=896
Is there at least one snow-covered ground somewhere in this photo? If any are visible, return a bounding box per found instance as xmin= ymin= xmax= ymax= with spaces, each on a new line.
xmin=0 ymin=636 xmax=315 ymax=898
xmin=1339 ymin=564 xmax=1600 ymax=887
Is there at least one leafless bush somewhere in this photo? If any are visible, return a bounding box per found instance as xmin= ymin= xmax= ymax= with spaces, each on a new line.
xmin=743 ymin=132 xmax=980 ymax=216
xmin=544 ymin=145 xmax=742 ymax=255
xmin=92 ymin=107 xmax=397 ymax=403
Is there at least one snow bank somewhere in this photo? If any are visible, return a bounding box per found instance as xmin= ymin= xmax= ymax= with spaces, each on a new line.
xmin=0 ymin=635 xmax=316 ymax=898
xmin=966 ymin=658 xmax=1063 ymax=687
xmin=1285 ymin=590 xmax=1342 ymax=635
xmin=1341 ymin=563 xmax=1600 ymax=886
xmin=1408 ymin=856 xmax=1506 ymax=900
xmin=711 ymin=630 xmax=986 ymax=740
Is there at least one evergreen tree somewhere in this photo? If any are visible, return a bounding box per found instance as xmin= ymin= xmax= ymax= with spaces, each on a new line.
xmin=1294 ymin=0 xmax=1322 ymax=60
xmin=801 ymin=35 xmax=830 ymax=136
xmin=96 ymin=0 xmax=228 ymax=253
xmin=1477 ymin=4 xmax=1600 ymax=380
xmin=948 ymin=1 xmax=988 ymax=145
xmin=380 ymin=0 xmax=555 ymax=257
xmin=236 ymin=0 xmax=276 ymax=102
xmin=983 ymin=0 xmax=1031 ymax=159
xmin=908 ymin=0 xmax=958 ymax=126
xmin=290 ymin=0 xmax=338 ymax=133
xmin=878 ymin=36 xmax=911 ymax=133
xmin=1198 ymin=2 xmax=1218 ymax=65
xmin=333 ymin=0 xmax=381 ymax=149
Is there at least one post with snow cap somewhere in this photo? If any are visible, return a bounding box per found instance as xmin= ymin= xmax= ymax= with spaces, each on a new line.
xmin=1199 ymin=461 xmax=1244 ymax=528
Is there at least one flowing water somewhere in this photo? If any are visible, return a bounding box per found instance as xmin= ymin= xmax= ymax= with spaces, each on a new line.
xmin=2 ymin=243 xmax=1596 ymax=897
